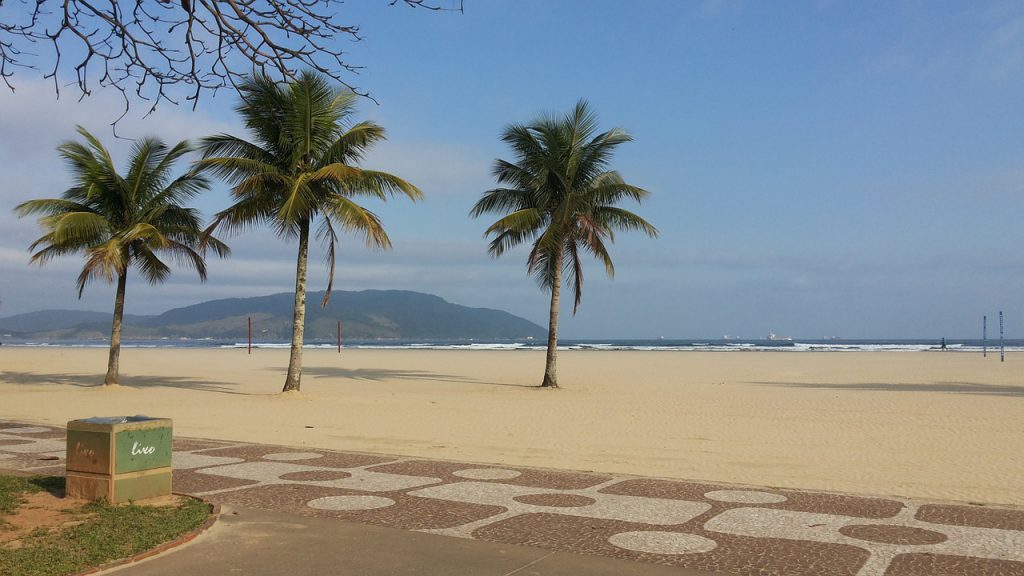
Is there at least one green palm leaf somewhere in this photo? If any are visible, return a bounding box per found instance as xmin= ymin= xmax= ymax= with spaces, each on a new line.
xmin=14 ymin=127 xmax=224 ymax=386
xmin=471 ymin=100 xmax=657 ymax=388
xmin=196 ymin=71 xmax=420 ymax=393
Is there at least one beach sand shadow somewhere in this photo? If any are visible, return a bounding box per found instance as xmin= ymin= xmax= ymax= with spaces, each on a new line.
xmin=0 ymin=370 xmax=257 ymax=395
xmin=296 ymin=366 xmax=535 ymax=388
xmin=751 ymin=381 xmax=1024 ymax=397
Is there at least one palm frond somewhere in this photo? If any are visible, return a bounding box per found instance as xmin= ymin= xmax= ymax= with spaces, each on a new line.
xmin=323 ymin=195 xmax=391 ymax=249
xmin=278 ymin=173 xmax=318 ymax=226
xmin=198 ymin=134 xmax=274 ymax=164
xmin=586 ymin=172 xmax=649 ymax=204
xmin=18 ymin=128 xmax=214 ymax=301
xmin=76 ymin=240 xmax=126 ymax=296
xmin=73 ymin=126 xmax=118 ymax=179
xmin=325 ymin=121 xmax=386 ymax=164
xmin=566 ymin=99 xmax=600 ymax=146
xmin=205 ymin=197 xmax=277 ymax=238
xmin=491 ymin=160 xmax=539 ymax=191
xmin=482 ymin=208 xmax=544 ymax=256
xmin=316 ymin=217 xmax=339 ymax=307
xmin=14 ymin=198 xmax=93 ymax=218
xmin=43 ymin=211 xmax=110 ymax=247
xmin=229 ymin=174 xmax=291 ymax=203
xmin=575 ymin=218 xmax=615 ymax=277
xmin=592 ymin=206 xmax=659 ymax=238
xmin=132 ymin=244 xmax=172 ymax=285
xmin=148 ymin=172 xmax=211 ymax=208
xmin=286 ymin=71 xmax=344 ymax=167
xmin=160 ymin=240 xmax=209 ymax=281
xmin=148 ymin=206 xmax=204 ymax=239
xmin=474 ymin=101 xmax=654 ymax=311
xmin=198 ymin=234 xmax=232 ymax=259
xmin=566 ymin=240 xmax=585 ymax=314
xmin=470 ymin=187 xmax=534 ymax=217
xmin=121 ymin=222 xmax=171 ymax=250
xmin=137 ymin=140 xmax=200 ymax=205
xmin=195 ymin=157 xmax=284 ymax=187
xmin=339 ymin=170 xmax=423 ymax=201
xmin=485 ymin=227 xmax=536 ymax=258
xmin=125 ymin=137 xmax=163 ymax=205
xmin=27 ymin=242 xmax=82 ymax=265
xmin=525 ymin=236 xmax=561 ymax=291
xmin=236 ymin=73 xmax=291 ymax=152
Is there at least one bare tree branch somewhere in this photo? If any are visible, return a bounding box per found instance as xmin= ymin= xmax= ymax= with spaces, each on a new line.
xmin=0 ymin=0 xmax=463 ymax=125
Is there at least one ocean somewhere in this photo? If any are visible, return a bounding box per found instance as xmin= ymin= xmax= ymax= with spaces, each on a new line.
xmin=2 ymin=338 xmax=1022 ymax=352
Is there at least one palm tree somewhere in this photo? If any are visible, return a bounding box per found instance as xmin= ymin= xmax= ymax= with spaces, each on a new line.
xmin=15 ymin=126 xmax=227 ymax=385
xmin=197 ymin=71 xmax=422 ymax=393
xmin=471 ymin=101 xmax=657 ymax=388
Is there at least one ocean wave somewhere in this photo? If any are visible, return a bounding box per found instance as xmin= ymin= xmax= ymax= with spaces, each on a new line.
xmin=5 ymin=338 xmax=1022 ymax=353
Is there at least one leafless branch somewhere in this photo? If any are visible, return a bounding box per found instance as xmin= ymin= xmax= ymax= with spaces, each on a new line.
xmin=0 ymin=0 xmax=463 ymax=124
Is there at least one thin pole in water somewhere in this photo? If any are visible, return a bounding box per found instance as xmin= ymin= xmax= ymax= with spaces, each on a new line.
xmin=1000 ymin=311 xmax=1005 ymax=362
xmin=337 ymin=320 xmax=342 ymax=353
xmin=983 ymin=315 xmax=987 ymax=357
xmin=248 ymin=316 xmax=252 ymax=355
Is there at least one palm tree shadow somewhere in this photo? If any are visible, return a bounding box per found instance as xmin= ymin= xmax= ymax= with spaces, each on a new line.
xmin=1 ymin=371 xmax=260 ymax=396
xmin=750 ymin=381 xmax=1024 ymax=398
xmin=297 ymin=366 xmax=536 ymax=388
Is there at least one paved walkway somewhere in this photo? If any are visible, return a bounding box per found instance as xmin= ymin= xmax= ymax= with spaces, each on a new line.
xmin=2 ymin=420 xmax=1023 ymax=576
xmin=103 ymin=505 xmax=716 ymax=576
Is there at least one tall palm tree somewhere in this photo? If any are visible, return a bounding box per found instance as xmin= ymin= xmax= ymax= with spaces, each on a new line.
xmin=197 ymin=71 xmax=421 ymax=393
xmin=471 ymin=101 xmax=657 ymax=388
xmin=15 ymin=126 xmax=227 ymax=385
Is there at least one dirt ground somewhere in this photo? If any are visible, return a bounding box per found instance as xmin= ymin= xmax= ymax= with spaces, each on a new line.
xmin=0 ymin=488 xmax=85 ymax=549
xmin=0 ymin=486 xmax=187 ymax=549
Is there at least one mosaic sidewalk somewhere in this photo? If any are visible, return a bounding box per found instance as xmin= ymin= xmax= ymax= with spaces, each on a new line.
xmin=2 ymin=421 xmax=1023 ymax=576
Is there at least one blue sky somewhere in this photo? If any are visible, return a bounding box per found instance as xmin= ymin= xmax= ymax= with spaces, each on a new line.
xmin=1 ymin=0 xmax=1022 ymax=338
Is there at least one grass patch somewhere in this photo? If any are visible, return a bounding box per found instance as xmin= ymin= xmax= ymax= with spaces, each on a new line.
xmin=0 ymin=476 xmax=36 ymax=517
xmin=0 ymin=476 xmax=60 ymax=521
xmin=0 ymin=475 xmax=211 ymax=576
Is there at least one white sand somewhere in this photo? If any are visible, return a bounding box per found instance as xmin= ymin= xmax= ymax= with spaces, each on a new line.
xmin=1 ymin=347 xmax=1021 ymax=505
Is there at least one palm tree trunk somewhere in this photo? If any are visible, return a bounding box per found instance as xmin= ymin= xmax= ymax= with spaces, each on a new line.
xmin=104 ymin=271 xmax=127 ymax=386
xmin=541 ymin=247 xmax=563 ymax=388
xmin=283 ymin=219 xmax=310 ymax=393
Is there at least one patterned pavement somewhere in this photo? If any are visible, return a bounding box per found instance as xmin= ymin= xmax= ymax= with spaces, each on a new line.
xmin=2 ymin=420 xmax=1023 ymax=576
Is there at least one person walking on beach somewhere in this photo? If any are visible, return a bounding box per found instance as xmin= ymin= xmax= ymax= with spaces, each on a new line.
xmin=941 ymin=337 xmax=947 ymax=350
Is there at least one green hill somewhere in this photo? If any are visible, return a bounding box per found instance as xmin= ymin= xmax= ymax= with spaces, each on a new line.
xmin=0 ymin=290 xmax=545 ymax=340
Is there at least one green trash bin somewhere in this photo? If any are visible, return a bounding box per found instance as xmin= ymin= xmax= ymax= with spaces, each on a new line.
xmin=65 ymin=416 xmax=173 ymax=504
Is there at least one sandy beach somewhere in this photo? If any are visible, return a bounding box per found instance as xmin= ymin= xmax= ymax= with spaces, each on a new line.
xmin=0 ymin=347 xmax=1021 ymax=506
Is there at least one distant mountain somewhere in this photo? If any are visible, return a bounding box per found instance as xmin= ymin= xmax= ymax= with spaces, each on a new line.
xmin=0 ymin=290 xmax=546 ymax=340
xmin=0 ymin=310 xmax=148 ymax=339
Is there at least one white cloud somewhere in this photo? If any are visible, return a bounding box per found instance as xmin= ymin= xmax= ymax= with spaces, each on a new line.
xmin=0 ymin=80 xmax=515 ymax=320
xmin=975 ymin=6 xmax=1024 ymax=83
xmin=361 ymin=139 xmax=493 ymax=198
xmin=0 ymin=78 xmax=240 ymax=224
xmin=867 ymin=2 xmax=1024 ymax=85
xmin=0 ymin=78 xmax=239 ymax=143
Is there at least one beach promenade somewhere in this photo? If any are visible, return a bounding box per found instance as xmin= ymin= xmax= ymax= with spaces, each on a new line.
xmin=3 ymin=421 xmax=1023 ymax=576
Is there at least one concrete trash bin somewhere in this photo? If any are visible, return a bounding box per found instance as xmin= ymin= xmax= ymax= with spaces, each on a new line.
xmin=66 ymin=416 xmax=173 ymax=504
